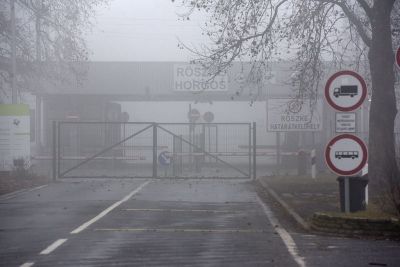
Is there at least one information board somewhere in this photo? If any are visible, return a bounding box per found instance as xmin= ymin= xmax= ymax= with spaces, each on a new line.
xmin=267 ymin=98 xmax=323 ymax=132
xmin=0 ymin=104 xmax=30 ymax=171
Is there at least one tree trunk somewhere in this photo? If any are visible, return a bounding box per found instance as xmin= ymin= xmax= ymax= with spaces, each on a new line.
xmin=368 ymin=0 xmax=400 ymax=213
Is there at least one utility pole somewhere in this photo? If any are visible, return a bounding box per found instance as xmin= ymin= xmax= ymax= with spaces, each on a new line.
xmin=35 ymin=0 xmax=42 ymax=61
xmin=35 ymin=0 xmax=43 ymax=147
xmin=10 ymin=0 xmax=17 ymax=104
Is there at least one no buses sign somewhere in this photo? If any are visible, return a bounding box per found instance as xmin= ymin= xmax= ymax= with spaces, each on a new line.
xmin=325 ymin=134 xmax=368 ymax=176
xmin=396 ymin=47 xmax=400 ymax=69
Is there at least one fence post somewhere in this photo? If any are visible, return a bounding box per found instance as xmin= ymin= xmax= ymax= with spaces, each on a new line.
xmin=248 ymin=124 xmax=251 ymax=179
xmin=57 ymin=121 xmax=61 ymax=178
xmin=153 ymin=123 xmax=158 ymax=178
xmin=52 ymin=121 xmax=57 ymax=181
xmin=253 ymin=122 xmax=256 ymax=180
xmin=276 ymin=132 xmax=281 ymax=175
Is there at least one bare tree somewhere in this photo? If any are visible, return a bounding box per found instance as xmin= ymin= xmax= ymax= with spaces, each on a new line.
xmin=0 ymin=0 xmax=107 ymax=102
xmin=176 ymin=0 xmax=400 ymax=214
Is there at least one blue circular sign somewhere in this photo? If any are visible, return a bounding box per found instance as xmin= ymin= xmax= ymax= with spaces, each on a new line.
xmin=158 ymin=151 xmax=171 ymax=166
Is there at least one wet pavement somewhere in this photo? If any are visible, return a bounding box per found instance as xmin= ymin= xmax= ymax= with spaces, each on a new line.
xmin=0 ymin=178 xmax=399 ymax=266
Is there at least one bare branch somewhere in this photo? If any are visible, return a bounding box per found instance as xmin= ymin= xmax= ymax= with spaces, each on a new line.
xmin=356 ymin=0 xmax=372 ymax=19
xmin=335 ymin=1 xmax=372 ymax=47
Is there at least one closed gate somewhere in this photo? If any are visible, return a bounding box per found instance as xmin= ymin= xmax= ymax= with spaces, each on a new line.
xmin=54 ymin=122 xmax=256 ymax=179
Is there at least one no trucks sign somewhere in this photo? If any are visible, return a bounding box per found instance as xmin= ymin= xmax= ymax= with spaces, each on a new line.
xmin=325 ymin=70 xmax=367 ymax=112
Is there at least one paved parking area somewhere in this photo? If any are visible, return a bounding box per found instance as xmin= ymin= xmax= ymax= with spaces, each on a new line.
xmin=1 ymin=179 xmax=301 ymax=267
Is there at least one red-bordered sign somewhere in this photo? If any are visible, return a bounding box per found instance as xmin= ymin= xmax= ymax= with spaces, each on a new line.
xmin=325 ymin=70 xmax=367 ymax=112
xmin=188 ymin=108 xmax=200 ymax=121
xmin=203 ymin=111 xmax=214 ymax=123
xmin=325 ymin=134 xmax=368 ymax=176
xmin=396 ymin=47 xmax=400 ymax=69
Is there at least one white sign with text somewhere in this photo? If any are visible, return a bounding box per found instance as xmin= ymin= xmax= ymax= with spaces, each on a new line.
xmin=173 ymin=64 xmax=228 ymax=92
xmin=267 ymin=98 xmax=323 ymax=132
xmin=336 ymin=113 xmax=356 ymax=133
xmin=0 ymin=104 xmax=30 ymax=171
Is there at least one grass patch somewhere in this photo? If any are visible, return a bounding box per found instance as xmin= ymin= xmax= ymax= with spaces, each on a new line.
xmin=262 ymin=173 xmax=338 ymax=185
xmin=324 ymin=205 xmax=399 ymax=221
xmin=0 ymin=170 xmax=50 ymax=196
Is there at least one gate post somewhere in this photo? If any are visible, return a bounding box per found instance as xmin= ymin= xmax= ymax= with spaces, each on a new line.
xmin=248 ymin=123 xmax=251 ymax=179
xmin=253 ymin=122 xmax=256 ymax=180
xmin=52 ymin=121 xmax=57 ymax=181
xmin=153 ymin=123 xmax=158 ymax=178
xmin=57 ymin=122 xmax=61 ymax=178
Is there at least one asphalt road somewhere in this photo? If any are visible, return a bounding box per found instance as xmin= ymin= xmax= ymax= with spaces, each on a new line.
xmin=0 ymin=178 xmax=399 ymax=267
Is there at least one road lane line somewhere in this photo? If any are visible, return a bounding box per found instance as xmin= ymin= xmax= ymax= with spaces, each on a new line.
xmin=256 ymin=195 xmax=306 ymax=267
xmin=70 ymin=180 xmax=150 ymax=234
xmin=39 ymin=239 xmax=68 ymax=255
xmin=122 ymin=208 xmax=237 ymax=213
xmin=258 ymin=179 xmax=309 ymax=230
xmin=94 ymin=228 xmax=270 ymax=233
xmin=20 ymin=262 xmax=35 ymax=267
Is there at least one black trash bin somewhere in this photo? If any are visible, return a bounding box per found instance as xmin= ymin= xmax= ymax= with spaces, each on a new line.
xmin=337 ymin=176 xmax=368 ymax=212
xmin=297 ymin=150 xmax=307 ymax=175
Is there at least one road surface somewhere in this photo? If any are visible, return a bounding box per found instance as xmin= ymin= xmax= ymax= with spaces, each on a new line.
xmin=0 ymin=178 xmax=399 ymax=266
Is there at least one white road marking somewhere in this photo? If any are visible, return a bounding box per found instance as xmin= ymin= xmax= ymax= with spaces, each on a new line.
xmin=39 ymin=239 xmax=68 ymax=255
xmin=20 ymin=262 xmax=35 ymax=267
xmin=258 ymin=179 xmax=309 ymax=229
xmin=94 ymin=228 xmax=269 ymax=233
xmin=70 ymin=180 xmax=150 ymax=234
xmin=123 ymin=208 xmax=236 ymax=213
xmin=256 ymin=195 xmax=306 ymax=267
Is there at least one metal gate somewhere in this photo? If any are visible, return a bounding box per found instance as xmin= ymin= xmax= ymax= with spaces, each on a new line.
xmin=53 ymin=122 xmax=256 ymax=179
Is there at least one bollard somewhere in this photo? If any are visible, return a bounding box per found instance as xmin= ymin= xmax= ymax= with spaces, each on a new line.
xmin=362 ymin=163 xmax=368 ymax=205
xmin=311 ymin=149 xmax=316 ymax=179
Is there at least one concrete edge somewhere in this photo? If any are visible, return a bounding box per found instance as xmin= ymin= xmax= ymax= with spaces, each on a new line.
xmin=256 ymin=178 xmax=310 ymax=230
xmin=0 ymin=184 xmax=48 ymax=201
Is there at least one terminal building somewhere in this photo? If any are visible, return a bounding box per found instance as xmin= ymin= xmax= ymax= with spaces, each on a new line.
xmin=13 ymin=61 xmax=372 ymax=177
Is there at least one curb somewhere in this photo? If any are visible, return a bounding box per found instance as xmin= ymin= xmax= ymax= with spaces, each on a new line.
xmin=0 ymin=184 xmax=48 ymax=201
xmin=310 ymin=212 xmax=400 ymax=239
xmin=256 ymin=178 xmax=400 ymax=240
xmin=256 ymin=178 xmax=310 ymax=230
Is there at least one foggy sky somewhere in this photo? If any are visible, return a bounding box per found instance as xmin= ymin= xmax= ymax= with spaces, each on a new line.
xmin=86 ymin=0 xmax=208 ymax=61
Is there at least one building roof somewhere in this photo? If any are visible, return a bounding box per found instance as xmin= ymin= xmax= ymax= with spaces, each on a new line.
xmin=36 ymin=61 xmax=298 ymax=101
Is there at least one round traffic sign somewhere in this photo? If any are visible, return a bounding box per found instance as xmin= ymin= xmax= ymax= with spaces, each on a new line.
xmin=325 ymin=134 xmax=368 ymax=176
xmin=188 ymin=108 xmax=200 ymax=122
xmin=396 ymin=47 xmax=400 ymax=69
xmin=203 ymin=111 xmax=214 ymax=123
xmin=324 ymin=70 xmax=367 ymax=112
xmin=158 ymin=151 xmax=171 ymax=166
